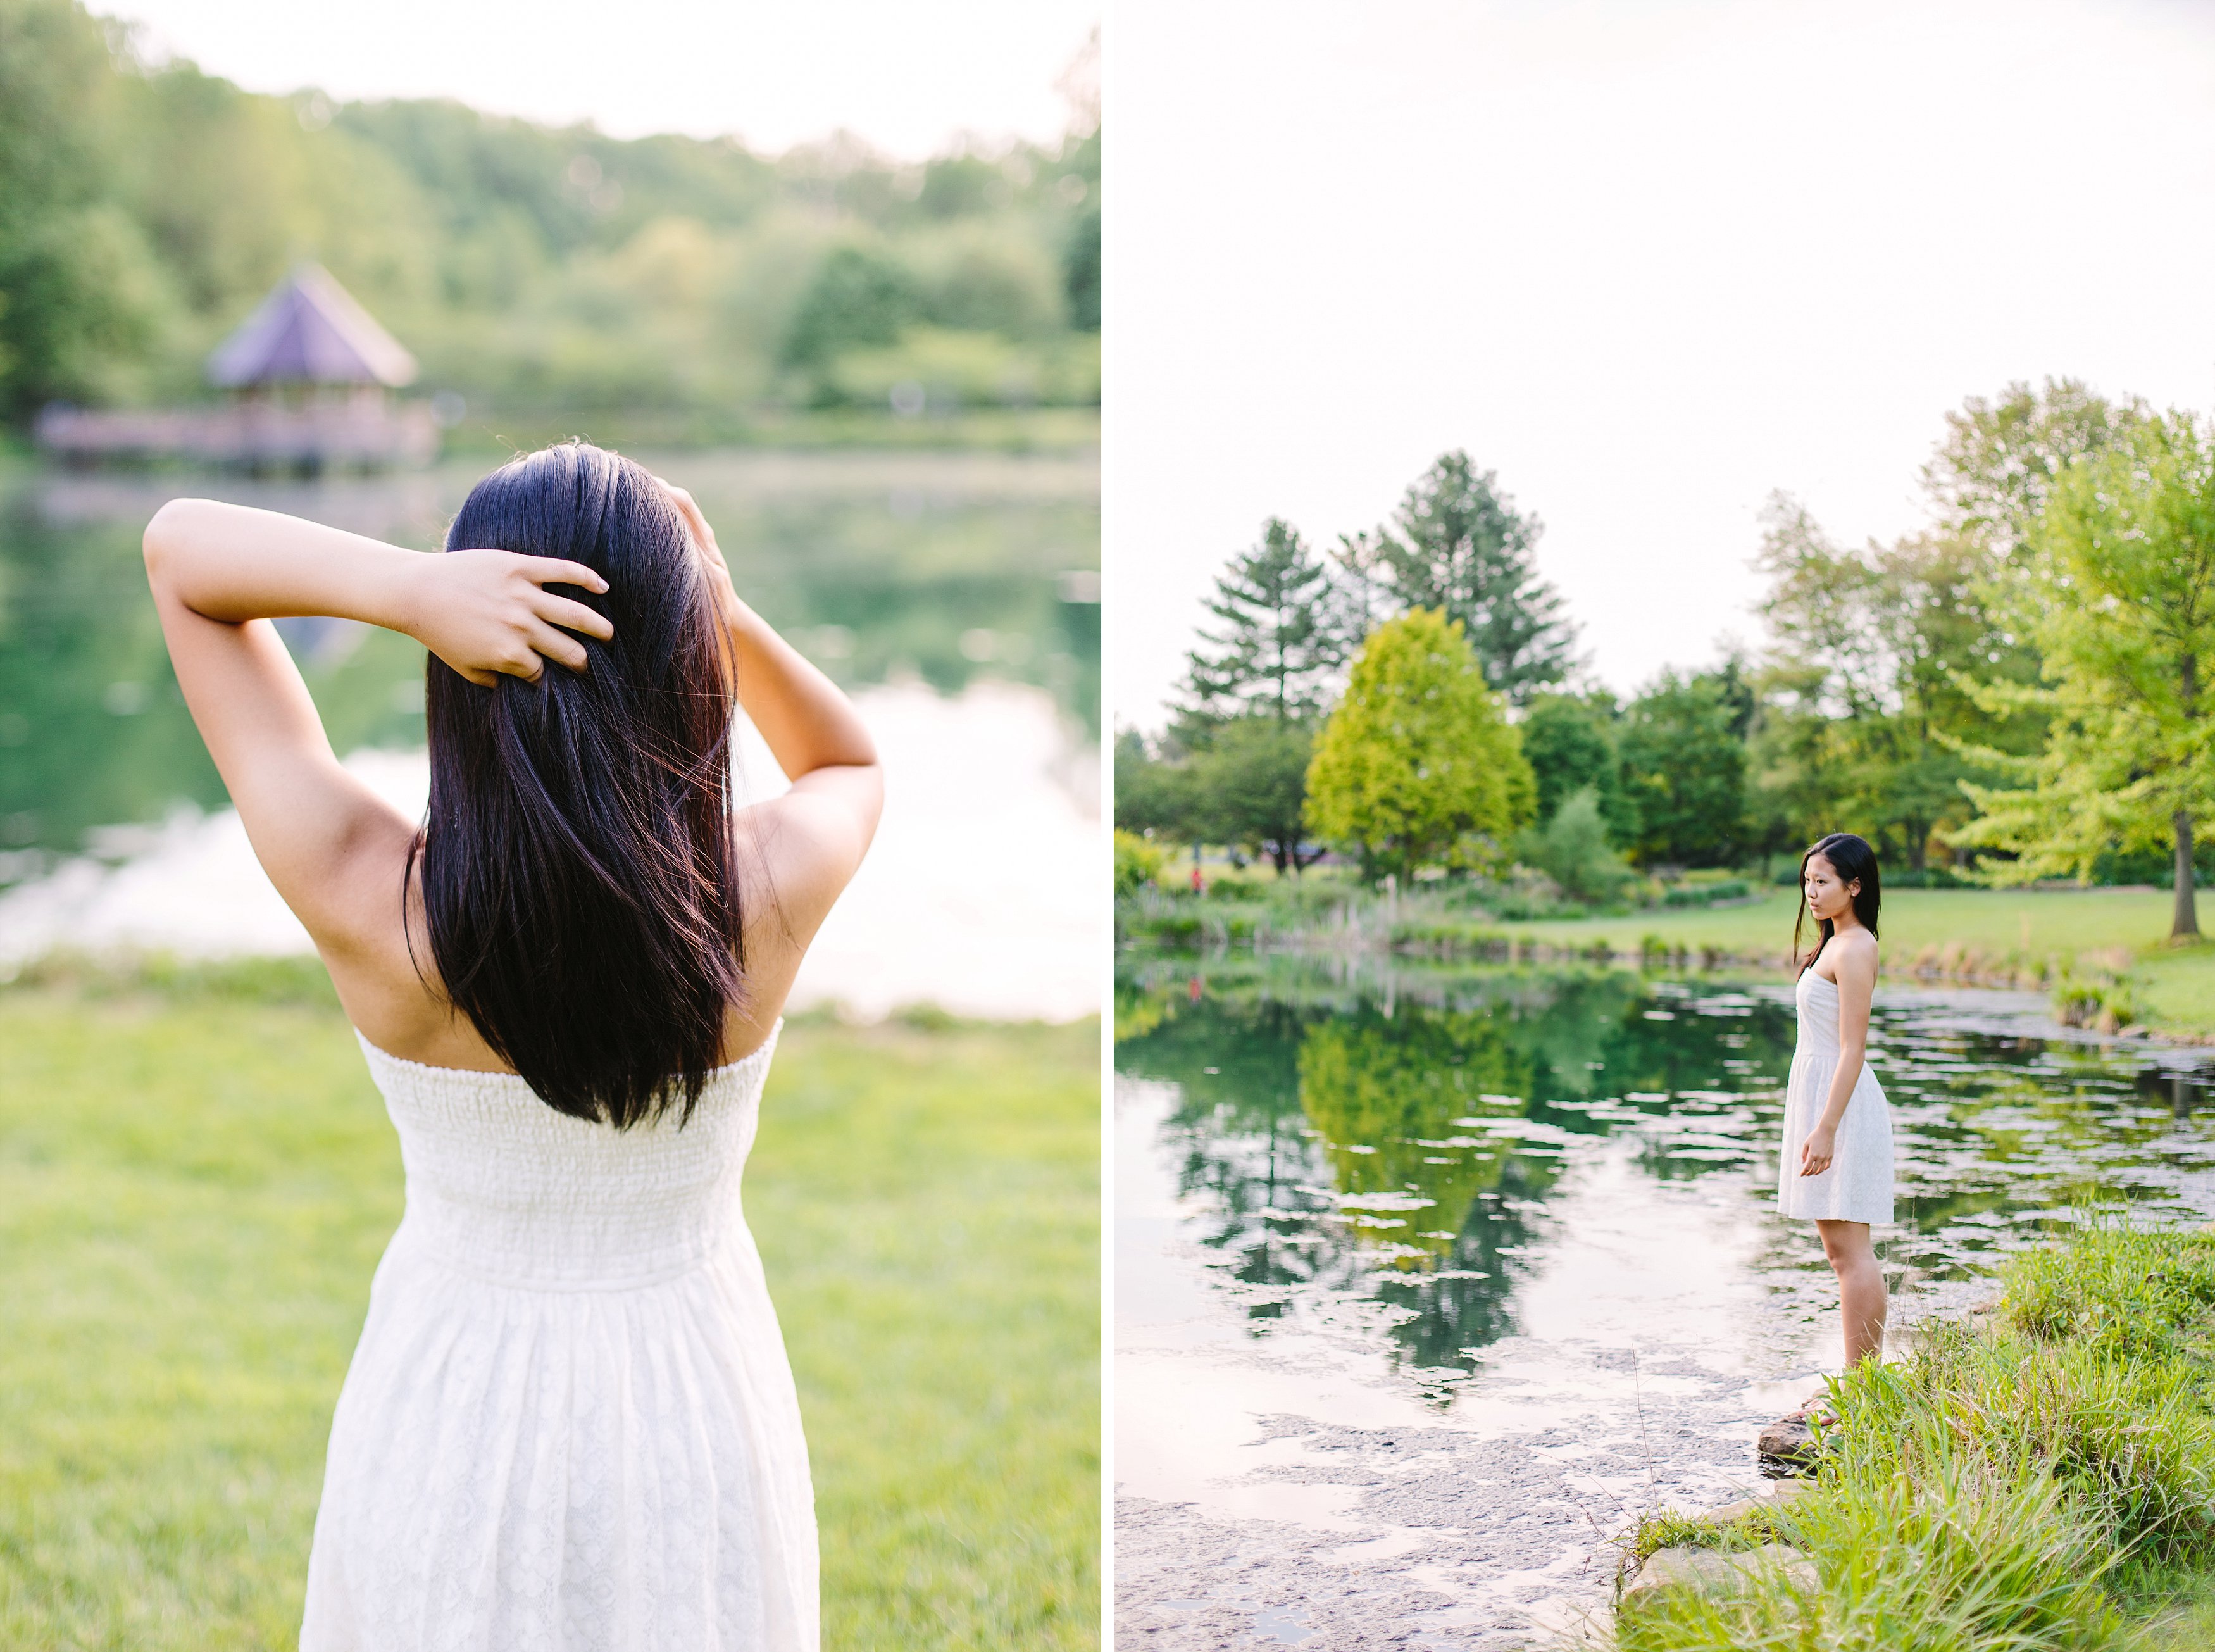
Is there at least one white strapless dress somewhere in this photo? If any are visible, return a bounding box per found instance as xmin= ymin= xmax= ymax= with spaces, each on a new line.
xmin=299 ymin=1022 xmax=816 ymax=1652
xmin=1776 ymin=973 xmax=1894 ymax=1224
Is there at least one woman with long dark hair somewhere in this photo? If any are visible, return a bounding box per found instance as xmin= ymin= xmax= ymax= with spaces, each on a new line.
xmin=1780 ymin=831 xmax=1895 ymax=1375
xmin=144 ymin=442 xmax=882 ymax=1650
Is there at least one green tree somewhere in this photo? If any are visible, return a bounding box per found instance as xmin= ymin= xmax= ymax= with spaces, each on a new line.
xmin=0 ymin=0 xmax=167 ymax=413
xmin=1368 ymin=452 xmax=1578 ymax=706
xmin=1952 ymin=411 xmax=2215 ymax=937
xmin=1923 ymin=377 xmax=2144 ymax=567
xmin=1186 ymin=715 xmax=1320 ymax=875
xmin=1179 ymin=518 xmax=1345 ymax=729
xmin=1519 ymin=691 xmax=1636 ymax=845
xmin=1618 ymin=668 xmax=1748 ymax=867
xmin=1515 ymin=786 xmax=1633 ymax=904
xmin=780 ymin=246 xmax=921 ymax=370
xmin=1747 ymin=385 xmax=2136 ymax=872
xmin=1113 ymin=727 xmax=1199 ymax=844
xmin=1062 ymin=201 xmax=1099 ymax=332
xmin=1322 ymin=528 xmax=1394 ymax=658
xmin=1304 ymin=610 xmax=1535 ymax=882
xmin=1750 ymin=496 xmax=2011 ymax=870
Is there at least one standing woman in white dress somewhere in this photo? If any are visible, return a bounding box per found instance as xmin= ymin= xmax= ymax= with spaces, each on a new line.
xmin=1778 ymin=831 xmax=1894 ymax=1372
xmin=144 ymin=441 xmax=882 ymax=1650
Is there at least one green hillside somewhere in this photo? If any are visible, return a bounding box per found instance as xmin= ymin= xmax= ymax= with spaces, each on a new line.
xmin=0 ymin=0 xmax=1101 ymax=442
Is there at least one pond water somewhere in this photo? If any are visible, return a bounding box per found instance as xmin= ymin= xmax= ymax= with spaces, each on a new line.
xmin=0 ymin=451 xmax=1099 ymax=1019
xmin=0 ymin=449 xmax=1097 ymax=856
xmin=1114 ymin=953 xmax=2215 ymax=1648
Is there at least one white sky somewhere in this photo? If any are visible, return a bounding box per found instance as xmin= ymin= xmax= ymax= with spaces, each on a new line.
xmin=99 ymin=0 xmax=1097 ymax=157
xmin=1108 ymin=0 xmax=2215 ymax=729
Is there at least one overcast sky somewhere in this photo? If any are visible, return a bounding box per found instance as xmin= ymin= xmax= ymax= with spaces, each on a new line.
xmin=100 ymin=0 xmax=1097 ymax=157
xmin=1109 ymin=0 xmax=2215 ymax=729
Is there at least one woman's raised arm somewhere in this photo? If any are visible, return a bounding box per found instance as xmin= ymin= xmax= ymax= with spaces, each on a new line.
xmin=145 ymin=498 xmax=611 ymax=684
xmin=658 ymin=482 xmax=884 ymax=934
xmin=142 ymin=498 xmax=612 ymax=949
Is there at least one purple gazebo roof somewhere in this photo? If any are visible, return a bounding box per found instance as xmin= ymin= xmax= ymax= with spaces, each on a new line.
xmin=206 ymin=263 xmax=417 ymax=389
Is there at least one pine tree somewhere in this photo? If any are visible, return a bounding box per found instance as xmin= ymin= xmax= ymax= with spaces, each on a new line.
xmin=1374 ymin=452 xmax=1578 ymax=705
xmin=1179 ymin=518 xmax=1345 ymax=729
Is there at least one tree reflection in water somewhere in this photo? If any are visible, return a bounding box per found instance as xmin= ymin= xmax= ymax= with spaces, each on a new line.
xmin=1116 ymin=958 xmax=2215 ymax=1395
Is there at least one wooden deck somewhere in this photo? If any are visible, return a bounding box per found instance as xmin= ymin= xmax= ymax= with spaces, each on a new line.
xmin=34 ymin=397 xmax=439 ymax=471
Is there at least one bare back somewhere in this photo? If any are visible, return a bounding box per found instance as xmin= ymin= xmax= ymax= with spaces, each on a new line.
xmin=144 ymin=488 xmax=882 ymax=1080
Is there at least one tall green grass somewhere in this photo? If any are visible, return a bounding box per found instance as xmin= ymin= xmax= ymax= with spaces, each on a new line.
xmin=1615 ymin=1223 xmax=2215 ymax=1651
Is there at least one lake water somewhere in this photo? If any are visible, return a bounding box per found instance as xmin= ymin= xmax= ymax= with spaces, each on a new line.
xmin=1114 ymin=952 xmax=2215 ymax=1648
xmin=0 ymin=450 xmax=1099 ymax=1020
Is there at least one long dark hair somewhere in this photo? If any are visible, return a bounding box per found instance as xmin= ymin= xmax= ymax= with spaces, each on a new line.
xmin=1792 ymin=832 xmax=1881 ymax=974
xmin=411 ymin=442 xmax=744 ymax=1127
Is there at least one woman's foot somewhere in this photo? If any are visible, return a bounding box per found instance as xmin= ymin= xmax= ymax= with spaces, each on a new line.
xmin=1759 ymin=1390 xmax=1839 ymax=1477
xmin=1780 ymin=1392 xmax=1838 ymax=1427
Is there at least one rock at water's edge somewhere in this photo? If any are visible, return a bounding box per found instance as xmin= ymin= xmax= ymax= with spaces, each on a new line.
xmin=1757 ymin=1411 xmax=1822 ymax=1474
xmin=1621 ymin=1543 xmax=1818 ymax=1615
xmin=1702 ymin=1478 xmax=1812 ymax=1525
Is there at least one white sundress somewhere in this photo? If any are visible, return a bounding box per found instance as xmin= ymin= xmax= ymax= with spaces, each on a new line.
xmin=1776 ymin=972 xmax=1895 ymax=1225
xmin=299 ymin=1022 xmax=816 ymax=1652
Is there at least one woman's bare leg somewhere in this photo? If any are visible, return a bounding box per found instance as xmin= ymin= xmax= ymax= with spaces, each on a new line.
xmin=1815 ymin=1219 xmax=1887 ymax=1368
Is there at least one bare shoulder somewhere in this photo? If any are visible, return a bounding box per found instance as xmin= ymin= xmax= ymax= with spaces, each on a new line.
xmin=310 ymin=833 xmax=502 ymax=1065
xmin=1836 ymin=928 xmax=1880 ymax=980
xmin=735 ymin=770 xmax=880 ymax=938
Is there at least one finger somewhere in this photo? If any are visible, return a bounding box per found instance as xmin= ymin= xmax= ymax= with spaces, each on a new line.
xmin=526 ymin=558 xmax=609 ymax=595
xmin=662 ymin=484 xmax=718 ymax=551
xmin=524 ymin=620 xmax=590 ymax=674
xmin=490 ymin=642 xmax=545 ymax=682
xmin=535 ymin=592 xmax=616 ymax=641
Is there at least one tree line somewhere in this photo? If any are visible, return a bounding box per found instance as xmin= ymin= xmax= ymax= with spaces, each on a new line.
xmin=0 ymin=0 xmax=1099 ymax=427
xmin=1116 ymin=380 xmax=2215 ymax=937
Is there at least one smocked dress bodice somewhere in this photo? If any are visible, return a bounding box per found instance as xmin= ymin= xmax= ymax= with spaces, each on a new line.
xmin=365 ymin=1031 xmax=775 ymax=1292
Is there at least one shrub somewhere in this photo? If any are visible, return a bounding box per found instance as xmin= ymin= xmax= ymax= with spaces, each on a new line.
xmin=1113 ymin=829 xmax=1166 ymax=897
xmin=2052 ymin=966 xmax=2139 ymax=1032
xmin=1513 ymin=787 xmax=1633 ymax=905
xmin=1662 ymin=878 xmax=1751 ymax=908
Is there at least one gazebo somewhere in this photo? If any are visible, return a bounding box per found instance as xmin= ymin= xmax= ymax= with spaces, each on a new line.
xmin=206 ymin=262 xmax=421 ymax=394
xmin=36 ymin=263 xmax=439 ymax=472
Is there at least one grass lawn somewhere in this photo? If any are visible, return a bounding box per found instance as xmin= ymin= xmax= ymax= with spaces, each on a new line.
xmin=1507 ymin=887 xmax=2215 ymax=1040
xmin=0 ymin=973 xmax=1098 ymax=1650
xmin=1499 ymin=885 xmax=2183 ymax=961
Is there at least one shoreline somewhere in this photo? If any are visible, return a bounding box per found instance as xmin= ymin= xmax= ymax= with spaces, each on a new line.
xmin=1118 ymin=880 xmax=2215 ymax=1048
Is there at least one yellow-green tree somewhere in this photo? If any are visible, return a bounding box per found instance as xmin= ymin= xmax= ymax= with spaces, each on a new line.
xmin=1303 ymin=609 xmax=1534 ymax=881
xmin=1953 ymin=411 xmax=2215 ymax=938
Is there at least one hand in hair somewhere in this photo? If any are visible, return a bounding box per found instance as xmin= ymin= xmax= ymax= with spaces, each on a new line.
xmin=141 ymin=497 xmax=613 ymax=689
xmin=409 ymin=549 xmax=614 ymax=688
xmin=656 ymin=479 xmax=742 ymax=630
